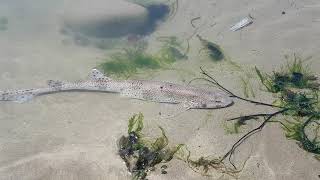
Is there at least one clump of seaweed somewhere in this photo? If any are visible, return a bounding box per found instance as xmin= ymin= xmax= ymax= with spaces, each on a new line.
xmin=98 ymin=42 xmax=159 ymax=78
xmin=197 ymin=64 xmax=320 ymax=168
xmin=255 ymin=55 xmax=319 ymax=93
xmin=253 ymin=55 xmax=320 ymax=157
xmin=98 ymin=36 xmax=186 ymax=78
xmin=282 ymin=115 xmax=320 ymax=155
xmin=197 ymin=35 xmax=225 ymax=61
xmin=119 ymin=113 xmax=242 ymax=179
xmin=274 ymin=90 xmax=318 ymax=116
xmin=118 ymin=113 xmax=183 ymax=180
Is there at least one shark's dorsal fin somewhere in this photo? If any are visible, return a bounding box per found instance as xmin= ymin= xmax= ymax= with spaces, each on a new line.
xmin=47 ymin=80 xmax=64 ymax=89
xmin=89 ymin=69 xmax=111 ymax=81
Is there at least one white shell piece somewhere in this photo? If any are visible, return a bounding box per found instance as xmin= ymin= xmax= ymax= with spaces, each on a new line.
xmin=230 ymin=17 xmax=253 ymax=31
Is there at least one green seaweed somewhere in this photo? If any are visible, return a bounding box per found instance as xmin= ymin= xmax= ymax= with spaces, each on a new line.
xmin=118 ymin=113 xmax=183 ymax=180
xmin=98 ymin=36 xmax=186 ymax=78
xmin=128 ymin=113 xmax=144 ymax=137
xmin=282 ymin=116 xmax=320 ymax=154
xmin=273 ymin=90 xmax=319 ymax=117
xmin=197 ymin=35 xmax=224 ymax=61
xmin=157 ymin=36 xmax=187 ymax=63
xmin=223 ymin=121 xmax=243 ymax=134
xmin=119 ymin=113 xmax=242 ymax=179
xmin=98 ymin=42 xmax=161 ymax=78
xmin=255 ymin=55 xmax=319 ymax=93
xmin=240 ymin=76 xmax=255 ymax=98
xmin=254 ymin=55 xmax=320 ymax=156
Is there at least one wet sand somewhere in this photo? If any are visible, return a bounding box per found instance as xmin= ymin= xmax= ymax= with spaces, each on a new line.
xmin=0 ymin=0 xmax=320 ymax=179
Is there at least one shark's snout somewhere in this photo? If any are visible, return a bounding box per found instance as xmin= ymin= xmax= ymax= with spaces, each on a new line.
xmin=210 ymin=95 xmax=234 ymax=108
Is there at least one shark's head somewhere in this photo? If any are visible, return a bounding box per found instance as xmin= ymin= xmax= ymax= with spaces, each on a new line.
xmin=205 ymin=96 xmax=233 ymax=109
xmin=194 ymin=94 xmax=233 ymax=109
xmin=186 ymin=96 xmax=233 ymax=109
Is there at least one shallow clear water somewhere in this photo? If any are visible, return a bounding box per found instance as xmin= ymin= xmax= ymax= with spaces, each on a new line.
xmin=0 ymin=0 xmax=319 ymax=179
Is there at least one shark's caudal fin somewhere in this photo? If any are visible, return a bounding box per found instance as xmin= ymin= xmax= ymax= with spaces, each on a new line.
xmin=0 ymin=89 xmax=35 ymax=103
xmin=88 ymin=69 xmax=111 ymax=81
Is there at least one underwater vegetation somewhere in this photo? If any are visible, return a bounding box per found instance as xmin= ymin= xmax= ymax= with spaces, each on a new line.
xmin=118 ymin=113 xmax=241 ymax=179
xmin=197 ymin=35 xmax=225 ymax=61
xmin=240 ymin=76 xmax=256 ymax=98
xmin=175 ymin=145 xmax=241 ymax=178
xmin=255 ymin=55 xmax=319 ymax=93
xmin=98 ymin=36 xmax=186 ymax=78
xmin=274 ymin=90 xmax=319 ymax=117
xmin=0 ymin=16 xmax=8 ymax=31
xmin=197 ymin=62 xmax=320 ymax=167
xmin=227 ymin=55 xmax=320 ymax=159
xmin=118 ymin=113 xmax=183 ymax=180
xmin=157 ymin=36 xmax=187 ymax=60
xmin=282 ymin=116 xmax=320 ymax=155
xmin=223 ymin=120 xmax=245 ymax=134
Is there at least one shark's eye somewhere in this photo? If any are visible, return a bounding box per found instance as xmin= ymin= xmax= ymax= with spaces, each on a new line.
xmin=215 ymin=100 xmax=222 ymax=103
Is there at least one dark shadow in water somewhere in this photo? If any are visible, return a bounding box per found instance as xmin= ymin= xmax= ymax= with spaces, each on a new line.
xmin=138 ymin=4 xmax=170 ymax=36
xmin=63 ymin=4 xmax=170 ymax=39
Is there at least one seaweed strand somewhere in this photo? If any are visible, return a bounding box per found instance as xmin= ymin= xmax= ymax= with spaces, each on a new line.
xmin=190 ymin=17 xmax=201 ymax=28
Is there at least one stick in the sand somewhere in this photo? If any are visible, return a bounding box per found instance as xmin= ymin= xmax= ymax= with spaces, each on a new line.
xmin=220 ymin=109 xmax=289 ymax=169
xmin=195 ymin=68 xmax=292 ymax=168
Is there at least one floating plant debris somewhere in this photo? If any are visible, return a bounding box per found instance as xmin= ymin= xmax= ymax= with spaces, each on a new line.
xmin=118 ymin=113 xmax=183 ymax=180
xmin=98 ymin=36 xmax=186 ymax=78
xmin=175 ymin=145 xmax=240 ymax=177
xmin=197 ymin=35 xmax=224 ymax=61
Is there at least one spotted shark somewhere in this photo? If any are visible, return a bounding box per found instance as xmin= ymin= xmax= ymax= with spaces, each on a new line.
xmin=0 ymin=69 xmax=233 ymax=109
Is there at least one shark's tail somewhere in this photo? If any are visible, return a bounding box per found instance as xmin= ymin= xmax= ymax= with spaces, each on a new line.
xmin=0 ymin=89 xmax=35 ymax=103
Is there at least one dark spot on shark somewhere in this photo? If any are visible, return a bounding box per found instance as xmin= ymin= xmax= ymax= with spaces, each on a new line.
xmin=201 ymin=103 xmax=207 ymax=108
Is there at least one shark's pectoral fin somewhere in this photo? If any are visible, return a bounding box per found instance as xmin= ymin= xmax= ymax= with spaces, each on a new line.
xmin=89 ymin=69 xmax=111 ymax=81
xmin=14 ymin=93 xmax=34 ymax=103
xmin=159 ymin=103 xmax=191 ymax=119
xmin=120 ymin=89 xmax=144 ymax=100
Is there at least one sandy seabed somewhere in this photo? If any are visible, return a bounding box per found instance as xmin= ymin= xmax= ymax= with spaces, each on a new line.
xmin=0 ymin=0 xmax=319 ymax=179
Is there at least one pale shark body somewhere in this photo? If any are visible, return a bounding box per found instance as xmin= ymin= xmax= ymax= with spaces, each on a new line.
xmin=0 ymin=69 xmax=233 ymax=109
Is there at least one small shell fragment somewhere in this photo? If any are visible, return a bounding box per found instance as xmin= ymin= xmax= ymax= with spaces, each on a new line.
xmin=230 ymin=16 xmax=253 ymax=31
